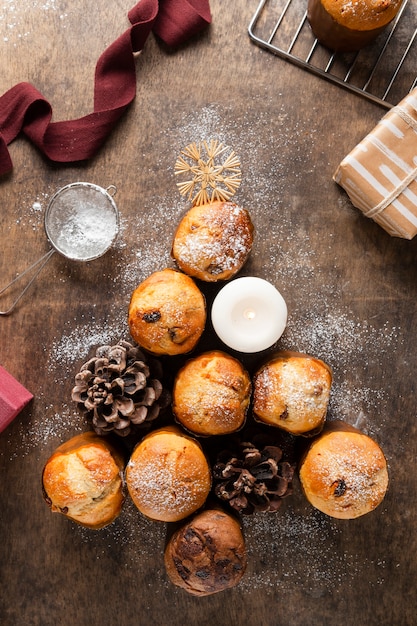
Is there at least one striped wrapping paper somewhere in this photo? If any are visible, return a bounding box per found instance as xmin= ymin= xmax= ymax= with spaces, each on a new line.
xmin=333 ymin=88 xmax=417 ymax=240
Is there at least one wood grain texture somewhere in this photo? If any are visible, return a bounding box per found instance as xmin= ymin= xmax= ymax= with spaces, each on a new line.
xmin=1 ymin=1 xmax=416 ymax=625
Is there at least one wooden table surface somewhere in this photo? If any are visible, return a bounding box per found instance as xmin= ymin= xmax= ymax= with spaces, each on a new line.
xmin=1 ymin=1 xmax=416 ymax=625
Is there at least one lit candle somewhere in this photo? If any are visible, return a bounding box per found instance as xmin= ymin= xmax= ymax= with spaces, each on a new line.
xmin=211 ymin=277 xmax=287 ymax=353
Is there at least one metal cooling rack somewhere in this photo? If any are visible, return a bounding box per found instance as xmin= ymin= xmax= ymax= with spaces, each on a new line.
xmin=248 ymin=0 xmax=417 ymax=108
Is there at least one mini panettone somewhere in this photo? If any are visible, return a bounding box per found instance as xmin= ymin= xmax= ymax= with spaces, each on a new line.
xmin=299 ymin=420 xmax=389 ymax=519
xmin=172 ymin=350 xmax=251 ymax=436
xmin=307 ymin=0 xmax=404 ymax=52
xmin=164 ymin=508 xmax=247 ymax=596
xmin=125 ymin=426 xmax=211 ymax=522
xmin=252 ymin=351 xmax=332 ymax=436
xmin=42 ymin=432 xmax=125 ymax=529
xmin=128 ymin=268 xmax=206 ymax=356
xmin=171 ymin=201 xmax=254 ymax=282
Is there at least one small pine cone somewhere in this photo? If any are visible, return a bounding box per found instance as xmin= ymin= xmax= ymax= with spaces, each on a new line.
xmin=212 ymin=434 xmax=295 ymax=515
xmin=71 ymin=340 xmax=170 ymax=437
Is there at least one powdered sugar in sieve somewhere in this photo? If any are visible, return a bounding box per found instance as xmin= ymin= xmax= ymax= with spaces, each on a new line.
xmin=0 ymin=182 xmax=119 ymax=315
xmin=45 ymin=182 xmax=119 ymax=261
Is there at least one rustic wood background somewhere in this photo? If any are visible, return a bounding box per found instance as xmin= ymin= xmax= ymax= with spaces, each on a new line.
xmin=1 ymin=1 xmax=416 ymax=625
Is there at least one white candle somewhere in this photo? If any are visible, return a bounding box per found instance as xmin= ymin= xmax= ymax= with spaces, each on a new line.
xmin=211 ymin=277 xmax=287 ymax=353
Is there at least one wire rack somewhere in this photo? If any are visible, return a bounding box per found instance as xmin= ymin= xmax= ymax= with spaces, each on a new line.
xmin=248 ymin=0 xmax=417 ymax=108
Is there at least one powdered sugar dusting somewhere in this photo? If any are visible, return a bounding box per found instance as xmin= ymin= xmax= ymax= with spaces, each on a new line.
xmin=73 ymin=497 xmax=167 ymax=568
xmin=5 ymin=403 xmax=84 ymax=460
xmin=284 ymin=310 xmax=400 ymax=367
xmin=240 ymin=504 xmax=389 ymax=594
xmin=1 ymin=0 xmax=68 ymax=45
xmin=47 ymin=318 xmax=129 ymax=380
xmin=11 ymin=192 xmax=50 ymax=231
xmin=113 ymin=197 xmax=181 ymax=295
xmin=329 ymin=380 xmax=388 ymax=439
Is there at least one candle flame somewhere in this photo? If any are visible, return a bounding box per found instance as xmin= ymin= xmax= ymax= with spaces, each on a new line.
xmin=244 ymin=308 xmax=256 ymax=320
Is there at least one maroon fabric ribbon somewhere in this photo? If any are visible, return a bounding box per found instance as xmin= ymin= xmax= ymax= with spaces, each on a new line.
xmin=0 ymin=0 xmax=211 ymax=176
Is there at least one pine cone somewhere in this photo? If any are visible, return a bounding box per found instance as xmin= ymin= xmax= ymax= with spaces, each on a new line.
xmin=212 ymin=434 xmax=295 ymax=515
xmin=71 ymin=340 xmax=170 ymax=437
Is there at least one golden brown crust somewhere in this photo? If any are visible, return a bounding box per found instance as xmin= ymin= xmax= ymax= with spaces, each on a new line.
xmin=172 ymin=351 xmax=251 ymax=436
xmin=171 ymin=202 xmax=254 ymax=282
xmin=164 ymin=508 xmax=247 ymax=596
xmin=42 ymin=432 xmax=125 ymax=529
xmin=128 ymin=269 xmax=206 ymax=356
xmin=321 ymin=0 xmax=402 ymax=29
xmin=307 ymin=0 xmax=403 ymax=52
xmin=299 ymin=421 xmax=389 ymax=519
xmin=125 ymin=426 xmax=211 ymax=522
xmin=252 ymin=351 xmax=332 ymax=436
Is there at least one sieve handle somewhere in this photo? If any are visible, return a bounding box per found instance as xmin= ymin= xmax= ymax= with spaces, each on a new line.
xmin=0 ymin=248 xmax=55 ymax=316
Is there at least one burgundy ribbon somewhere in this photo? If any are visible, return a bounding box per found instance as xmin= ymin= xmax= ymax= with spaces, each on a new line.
xmin=0 ymin=0 xmax=211 ymax=176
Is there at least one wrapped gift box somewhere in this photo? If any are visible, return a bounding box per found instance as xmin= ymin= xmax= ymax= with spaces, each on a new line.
xmin=333 ymin=88 xmax=417 ymax=240
xmin=0 ymin=366 xmax=33 ymax=433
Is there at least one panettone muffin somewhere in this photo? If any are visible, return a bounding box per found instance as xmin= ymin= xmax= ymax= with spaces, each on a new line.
xmin=125 ymin=426 xmax=211 ymax=522
xmin=299 ymin=420 xmax=389 ymax=519
xmin=164 ymin=508 xmax=247 ymax=596
xmin=307 ymin=0 xmax=404 ymax=52
xmin=42 ymin=432 xmax=125 ymax=529
xmin=252 ymin=351 xmax=332 ymax=436
xmin=171 ymin=201 xmax=254 ymax=282
xmin=128 ymin=269 xmax=206 ymax=356
xmin=172 ymin=350 xmax=251 ymax=436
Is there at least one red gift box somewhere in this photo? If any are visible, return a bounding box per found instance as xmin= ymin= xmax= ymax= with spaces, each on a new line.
xmin=0 ymin=366 xmax=33 ymax=433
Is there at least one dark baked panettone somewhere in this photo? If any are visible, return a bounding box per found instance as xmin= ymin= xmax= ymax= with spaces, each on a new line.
xmin=164 ymin=508 xmax=247 ymax=596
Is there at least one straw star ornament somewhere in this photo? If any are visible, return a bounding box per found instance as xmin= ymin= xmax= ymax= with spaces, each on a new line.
xmin=174 ymin=140 xmax=241 ymax=206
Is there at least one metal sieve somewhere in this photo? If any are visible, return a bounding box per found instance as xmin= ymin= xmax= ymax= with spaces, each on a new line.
xmin=0 ymin=182 xmax=119 ymax=315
